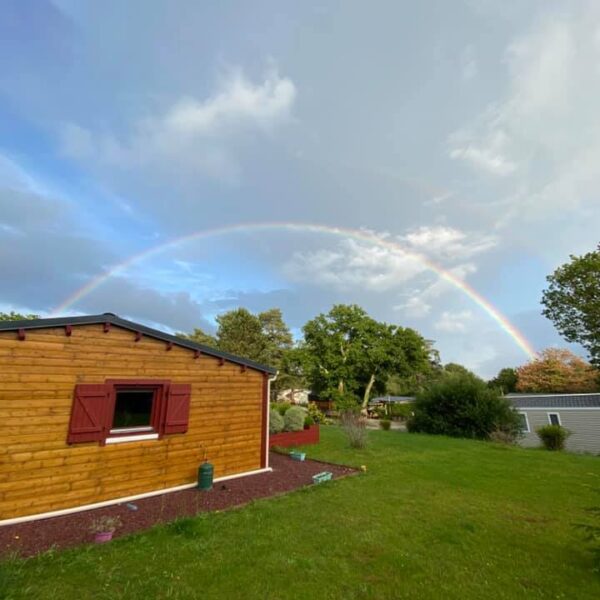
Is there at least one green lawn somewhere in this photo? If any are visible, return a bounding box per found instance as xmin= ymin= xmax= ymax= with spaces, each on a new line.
xmin=2 ymin=427 xmax=599 ymax=599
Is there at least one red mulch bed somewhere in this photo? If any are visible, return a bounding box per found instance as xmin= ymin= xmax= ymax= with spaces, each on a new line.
xmin=0 ymin=453 xmax=356 ymax=557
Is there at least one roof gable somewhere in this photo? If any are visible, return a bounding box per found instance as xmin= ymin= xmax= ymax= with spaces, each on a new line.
xmin=0 ymin=313 xmax=276 ymax=374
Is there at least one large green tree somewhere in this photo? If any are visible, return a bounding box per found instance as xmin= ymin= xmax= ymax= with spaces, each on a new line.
xmin=0 ymin=312 xmax=39 ymax=321
xmin=215 ymin=308 xmax=268 ymax=362
xmin=299 ymin=304 xmax=432 ymax=411
xmin=542 ymin=244 xmax=600 ymax=366
xmin=488 ymin=367 xmax=518 ymax=394
xmin=176 ymin=327 xmax=217 ymax=347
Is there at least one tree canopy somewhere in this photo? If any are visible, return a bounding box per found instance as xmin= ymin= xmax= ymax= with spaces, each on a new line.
xmin=542 ymin=244 xmax=600 ymax=366
xmin=298 ymin=304 xmax=433 ymax=410
xmin=488 ymin=367 xmax=518 ymax=394
xmin=0 ymin=311 xmax=39 ymax=322
xmin=516 ymin=348 xmax=598 ymax=393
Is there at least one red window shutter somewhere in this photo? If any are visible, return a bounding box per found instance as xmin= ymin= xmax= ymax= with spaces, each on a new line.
xmin=164 ymin=383 xmax=191 ymax=434
xmin=67 ymin=384 xmax=110 ymax=444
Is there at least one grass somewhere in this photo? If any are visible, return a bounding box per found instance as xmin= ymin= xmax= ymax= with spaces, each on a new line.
xmin=1 ymin=427 xmax=599 ymax=599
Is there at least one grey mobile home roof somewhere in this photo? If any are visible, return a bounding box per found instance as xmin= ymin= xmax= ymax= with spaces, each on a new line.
xmin=508 ymin=393 xmax=600 ymax=409
xmin=0 ymin=313 xmax=277 ymax=374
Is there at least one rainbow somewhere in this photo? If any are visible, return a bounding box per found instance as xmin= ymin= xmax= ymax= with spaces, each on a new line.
xmin=51 ymin=222 xmax=536 ymax=359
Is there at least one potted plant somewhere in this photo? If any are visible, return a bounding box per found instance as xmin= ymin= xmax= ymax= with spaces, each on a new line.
xmin=90 ymin=515 xmax=122 ymax=543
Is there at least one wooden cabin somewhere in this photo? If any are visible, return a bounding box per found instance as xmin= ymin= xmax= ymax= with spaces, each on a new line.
xmin=0 ymin=314 xmax=276 ymax=524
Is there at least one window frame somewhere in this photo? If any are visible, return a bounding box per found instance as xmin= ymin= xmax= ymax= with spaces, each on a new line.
xmin=518 ymin=411 xmax=530 ymax=433
xmin=105 ymin=379 xmax=170 ymax=442
xmin=547 ymin=412 xmax=562 ymax=426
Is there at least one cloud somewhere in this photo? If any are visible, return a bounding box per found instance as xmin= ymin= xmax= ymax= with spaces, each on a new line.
xmin=434 ymin=309 xmax=474 ymax=333
xmin=59 ymin=68 xmax=296 ymax=181
xmin=448 ymin=3 xmax=600 ymax=246
xmin=283 ymin=226 xmax=496 ymax=293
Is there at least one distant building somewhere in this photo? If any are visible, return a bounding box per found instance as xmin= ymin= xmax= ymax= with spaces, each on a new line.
xmin=508 ymin=393 xmax=600 ymax=454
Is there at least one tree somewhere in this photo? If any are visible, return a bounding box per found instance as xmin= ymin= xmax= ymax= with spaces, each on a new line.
xmin=299 ymin=304 xmax=433 ymax=411
xmin=175 ymin=327 xmax=217 ymax=347
xmin=542 ymin=244 xmax=600 ymax=366
xmin=0 ymin=311 xmax=39 ymax=321
xmin=443 ymin=363 xmax=476 ymax=378
xmin=407 ymin=372 xmax=521 ymax=439
xmin=516 ymin=348 xmax=599 ymax=393
xmin=215 ymin=308 xmax=268 ymax=363
xmin=488 ymin=368 xmax=518 ymax=394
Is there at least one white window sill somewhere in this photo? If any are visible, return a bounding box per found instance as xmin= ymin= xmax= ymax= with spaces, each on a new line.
xmin=109 ymin=426 xmax=153 ymax=434
xmin=106 ymin=433 xmax=159 ymax=444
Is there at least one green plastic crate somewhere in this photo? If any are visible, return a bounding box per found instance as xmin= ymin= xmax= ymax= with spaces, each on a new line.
xmin=312 ymin=471 xmax=333 ymax=484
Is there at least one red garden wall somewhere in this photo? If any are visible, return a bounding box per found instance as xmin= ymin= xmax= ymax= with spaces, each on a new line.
xmin=269 ymin=425 xmax=320 ymax=448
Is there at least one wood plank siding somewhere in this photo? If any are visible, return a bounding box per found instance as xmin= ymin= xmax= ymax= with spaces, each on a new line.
xmin=0 ymin=324 xmax=267 ymax=520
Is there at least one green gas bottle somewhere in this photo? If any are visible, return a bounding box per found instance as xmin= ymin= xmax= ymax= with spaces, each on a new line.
xmin=198 ymin=461 xmax=214 ymax=491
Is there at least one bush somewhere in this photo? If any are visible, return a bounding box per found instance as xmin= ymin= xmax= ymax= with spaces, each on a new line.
xmin=332 ymin=390 xmax=360 ymax=413
xmin=307 ymin=402 xmax=325 ymax=424
xmin=340 ymin=411 xmax=367 ymax=449
xmin=269 ymin=409 xmax=284 ymax=434
xmin=407 ymin=373 xmax=521 ymax=439
xmin=379 ymin=419 xmax=392 ymax=431
xmin=274 ymin=402 xmax=292 ymax=416
xmin=284 ymin=406 xmax=306 ymax=432
xmin=488 ymin=429 xmax=517 ymax=445
xmin=304 ymin=415 xmax=315 ymax=428
xmin=536 ymin=424 xmax=571 ymax=451
xmin=390 ymin=403 xmax=413 ymax=421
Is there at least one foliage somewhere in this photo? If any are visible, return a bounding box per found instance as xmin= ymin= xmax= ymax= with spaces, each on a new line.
xmin=542 ymin=243 xmax=600 ymax=367
xmin=215 ymin=308 xmax=268 ymax=362
xmin=269 ymin=410 xmax=284 ymax=434
xmin=299 ymin=304 xmax=433 ymax=410
xmin=272 ymin=401 xmax=292 ymax=417
xmin=516 ymin=348 xmax=599 ymax=393
xmin=443 ymin=363 xmax=477 ymax=377
xmin=389 ymin=403 xmax=413 ymax=421
xmin=488 ymin=367 xmax=518 ymax=394
xmin=379 ymin=419 xmax=391 ymax=431
xmin=536 ymin=424 xmax=571 ymax=451
xmin=331 ymin=390 xmax=361 ymax=413
xmin=407 ymin=373 xmax=521 ymax=439
xmin=306 ymin=402 xmax=325 ymax=424
xmin=488 ymin=429 xmax=518 ymax=445
xmin=339 ymin=411 xmax=368 ymax=449
xmin=304 ymin=415 xmax=314 ymax=428
xmin=283 ymin=406 xmax=305 ymax=432
xmin=0 ymin=311 xmax=39 ymax=322
xmin=89 ymin=515 xmax=122 ymax=534
xmin=3 ymin=428 xmax=600 ymax=599
xmin=175 ymin=327 xmax=217 ymax=347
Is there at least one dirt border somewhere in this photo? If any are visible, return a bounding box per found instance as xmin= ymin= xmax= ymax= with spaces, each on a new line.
xmin=0 ymin=453 xmax=357 ymax=557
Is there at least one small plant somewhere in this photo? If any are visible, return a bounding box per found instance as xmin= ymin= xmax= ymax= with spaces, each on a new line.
xmin=269 ymin=409 xmax=285 ymax=434
xmin=488 ymin=429 xmax=517 ymax=445
xmin=390 ymin=403 xmax=413 ymax=421
xmin=304 ymin=415 xmax=315 ymax=429
xmin=89 ymin=515 xmax=121 ymax=534
xmin=307 ymin=402 xmax=325 ymax=424
xmin=284 ymin=406 xmax=306 ymax=432
xmin=379 ymin=419 xmax=391 ymax=431
xmin=537 ymin=424 xmax=571 ymax=451
xmin=340 ymin=411 xmax=367 ymax=449
xmin=275 ymin=401 xmax=292 ymax=416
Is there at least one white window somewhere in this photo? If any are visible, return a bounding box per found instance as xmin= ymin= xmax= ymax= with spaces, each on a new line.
xmin=518 ymin=412 xmax=530 ymax=433
xmin=547 ymin=412 xmax=561 ymax=426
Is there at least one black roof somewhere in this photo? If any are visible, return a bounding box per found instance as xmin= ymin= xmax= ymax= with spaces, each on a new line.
xmin=508 ymin=393 xmax=600 ymax=409
xmin=0 ymin=313 xmax=277 ymax=374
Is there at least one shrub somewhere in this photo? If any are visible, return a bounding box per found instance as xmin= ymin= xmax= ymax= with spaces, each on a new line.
xmin=274 ymin=402 xmax=292 ymax=416
xmin=332 ymin=390 xmax=360 ymax=413
xmin=407 ymin=373 xmax=521 ymax=439
xmin=304 ymin=415 xmax=315 ymax=428
xmin=269 ymin=409 xmax=284 ymax=434
xmin=89 ymin=515 xmax=121 ymax=534
xmin=488 ymin=429 xmax=517 ymax=445
xmin=390 ymin=403 xmax=413 ymax=421
xmin=307 ymin=402 xmax=325 ymax=424
xmin=340 ymin=411 xmax=367 ymax=449
xmin=536 ymin=424 xmax=571 ymax=451
xmin=284 ymin=406 xmax=306 ymax=432
xmin=379 ymin=419 xmax=392 ymax=431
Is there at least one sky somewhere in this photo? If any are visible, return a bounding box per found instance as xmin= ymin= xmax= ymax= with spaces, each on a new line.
xmin=1 ymin=0 xmax=599 ymax=378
